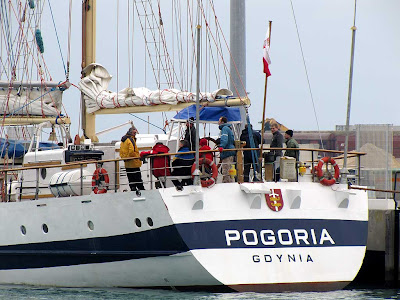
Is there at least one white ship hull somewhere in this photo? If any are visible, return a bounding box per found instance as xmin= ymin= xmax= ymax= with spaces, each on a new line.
xmin=0 ymin=182 xmax=368 ymax=292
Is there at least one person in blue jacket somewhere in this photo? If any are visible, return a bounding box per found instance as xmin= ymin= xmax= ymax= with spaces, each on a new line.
xmin=171 ymin=140 xmax=195 ymax=187
xmin=218 ymin=116 xmax=236 ymax=183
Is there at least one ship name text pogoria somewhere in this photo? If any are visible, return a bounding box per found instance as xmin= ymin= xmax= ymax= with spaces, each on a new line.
xmin=225 ymin=228 xmax=335 ymax=246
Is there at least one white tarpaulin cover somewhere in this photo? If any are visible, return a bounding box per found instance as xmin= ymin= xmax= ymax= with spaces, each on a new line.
xmin=0 ymin=84 xmax=63 ymax=116
xmin=79 ymin=64 xmax=234 ymax=113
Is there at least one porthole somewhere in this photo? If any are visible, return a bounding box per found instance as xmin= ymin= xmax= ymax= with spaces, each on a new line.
xmin=42 ymin=224 xmax=49 ymax=234
xmin=20 ymin=225 xmax=27 ymax=235
xmin=147 ymin=217 xmax=153 ymax=227
xmin=87 ymin=220 xmax=94 ymax=231
xmin=135 ymin=218 xmax=142 ymax=228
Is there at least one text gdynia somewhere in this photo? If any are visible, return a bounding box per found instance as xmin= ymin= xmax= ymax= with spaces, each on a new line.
xmin=224 ymin=229 xmax=335 ymax=247
xmin=252 ymin=253 xmax=314 ymax=263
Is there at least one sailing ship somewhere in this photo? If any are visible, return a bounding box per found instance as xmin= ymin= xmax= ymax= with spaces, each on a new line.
xmin=0 ymin=0 xmax=368 ymax=292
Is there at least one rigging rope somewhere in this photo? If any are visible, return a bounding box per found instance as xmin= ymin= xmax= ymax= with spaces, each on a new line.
xmin=129 ymin=113 xmax=166 ymax=133
xmin=289 ymin=0 xmax=324 ymax=149
xmin=116 ymin=0 xmax=119 ymax=105
xmin=200 ymin=1 xmax=249 ymax=104
xmin=67 ymin=0 xmax=72 ymax=80
xmin=47 ymin=1 xmax=66 ymax=76
xmin=128 ymin=0 xmax=131 ymax=87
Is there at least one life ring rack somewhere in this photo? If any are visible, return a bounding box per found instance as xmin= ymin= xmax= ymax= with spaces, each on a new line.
xmin=315 ymin=157 xmax=340 ymax=186
xmin=92 ymin=167 xmax=110 ymax=194
xmin=191 ymin=158 xmax=218 ymax=188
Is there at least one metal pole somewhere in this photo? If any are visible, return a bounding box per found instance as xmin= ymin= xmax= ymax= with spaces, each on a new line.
xmin=3 ymin=171 xmax=7 ymax=202
xmin=311 ymin=151 xmax=315 ymax=182
xmin=35 ymin=168 xmax=39 ymax=200
xmin=358 ymin=155 xmax=361 ymax=185
xmin=115 ymin=161 xmax=118 ymax=192
xmin=341 ymin=0 xmax=357 ymax=184
xmin=193 ymin=25 xmax=201 ymax=186
xmin=19 ymin=176 xmax=23 ymax=201
xmin=8 ymin=178 xmax=12 ymax=202
xmin=80 ymin=164 xmax=84 ymax=196
xmin=385 ymin=125 xmax=389 ymax=198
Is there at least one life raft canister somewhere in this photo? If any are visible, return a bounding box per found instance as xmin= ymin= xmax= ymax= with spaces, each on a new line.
xmin=315 ymin=156 xmax=340 ymax=186
xmin=191 ymin=158 xmax=218 ymax=188
xmin=92 ymin=167 xmax=110 ymax=194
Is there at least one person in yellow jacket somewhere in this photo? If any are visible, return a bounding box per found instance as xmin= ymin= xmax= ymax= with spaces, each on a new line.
xmin=120 ymin=126 xmax=145 ymax=191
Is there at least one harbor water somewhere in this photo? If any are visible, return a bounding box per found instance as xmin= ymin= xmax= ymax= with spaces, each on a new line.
xmin=0 ymin=286 xmax=398 ymax=300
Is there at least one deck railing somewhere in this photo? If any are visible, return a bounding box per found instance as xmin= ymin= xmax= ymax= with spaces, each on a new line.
xmin=0 ymin=147 xmax=366 ymax=202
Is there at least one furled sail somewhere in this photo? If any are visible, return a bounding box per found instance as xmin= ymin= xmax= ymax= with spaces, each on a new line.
xmin=79 ymin=64 xmax=235 ymax=114
xmin=0 ymin=81 xmax=65 ymax=116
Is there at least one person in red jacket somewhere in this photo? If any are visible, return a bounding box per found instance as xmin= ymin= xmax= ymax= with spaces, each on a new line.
xmin=199 ymin=138 xmax=213 ymax=162
xmin=140 ymin=142 xmax=171 ymax=188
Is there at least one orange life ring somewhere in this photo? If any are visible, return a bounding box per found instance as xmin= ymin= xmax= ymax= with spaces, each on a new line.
xmin=191 ymin=158 xmax=218 ymax=188
xmin=316 ymin=157 xmax=340 ymax=186
xmin=92 ymin=167 xmax=110 ymax=194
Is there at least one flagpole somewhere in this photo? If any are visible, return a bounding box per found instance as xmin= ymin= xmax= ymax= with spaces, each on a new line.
xmin=259 ymin=21 xmax=272 ymax=175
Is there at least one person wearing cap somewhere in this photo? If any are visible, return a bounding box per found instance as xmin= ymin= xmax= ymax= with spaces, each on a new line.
xmin=120 ymin=126 xmax=145 ymax=191
xmin=184 ymin=117 xmax=197 ymax=151
xmin=171 ymin=140 xmax=195 ymax=187
xmin=218 ymin=116 xmax=236 ymax=183
xmin=140 ymin=142 xmax=171 ymax=188
xmin=284 ymin=129 xmax=299 ymax=161
xmin=199 ymin=138 xmax=213 ymax=162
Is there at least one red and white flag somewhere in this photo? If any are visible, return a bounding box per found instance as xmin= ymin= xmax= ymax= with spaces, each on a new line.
xmin=263 ymin=27 xmax=271 ymax=76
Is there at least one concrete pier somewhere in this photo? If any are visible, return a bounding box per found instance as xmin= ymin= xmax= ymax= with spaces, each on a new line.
xmin=352 ymin=200 xmax=399 ymax=287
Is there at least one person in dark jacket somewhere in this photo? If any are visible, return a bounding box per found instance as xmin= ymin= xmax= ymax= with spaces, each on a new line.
xmin=171 ymin=140 xmax=195 ymax=187
xmin=184 ymin=117 xmax=196 ymax=151
xmin=140 ymin=142 xmax=171 ymax=188
xmin=240 ymin=125 xmax=261 ymax=182
xmin=218 ymin=116 xmax=236 ymax=183
xmin=270 ymin=123 xmax=283 ymax=181
xmin=284 ymin=129 xmax=299 ymax=161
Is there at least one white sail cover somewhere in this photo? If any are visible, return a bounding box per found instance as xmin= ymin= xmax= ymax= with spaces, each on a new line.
xmin=79 ymin=64 xmax=234 ymax=113
xmin=0 ymin=82 xmax=63 ymax=116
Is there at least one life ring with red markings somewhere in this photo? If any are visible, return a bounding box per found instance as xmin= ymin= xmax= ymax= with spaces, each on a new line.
xmin=92 ymin=167 xmax=110 ymax=194
xmin=191 ymin=158 xmax=218 ymax=188
xmin=316 ymin=157 xmax=340 ymax=186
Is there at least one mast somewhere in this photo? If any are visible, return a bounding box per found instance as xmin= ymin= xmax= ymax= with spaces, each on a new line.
xmin=82 ymin=0 xmax=97 ymax=141
xmin=229 ymin=0 xmax=246 ymax=96
xmin=230 ymin=0 xmax=247 ymax=130
xmin=341 ymin=0 xmax=357 ymax=184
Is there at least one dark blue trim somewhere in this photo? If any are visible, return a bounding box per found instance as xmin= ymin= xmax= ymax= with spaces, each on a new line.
xmin=0 ymin=218 xmax=367 ymax=270
xmin=0 ymin=225 xmax=188 ymax=270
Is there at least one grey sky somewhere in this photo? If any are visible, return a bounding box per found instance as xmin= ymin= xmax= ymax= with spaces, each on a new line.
xmin=44 ymin=0 xmax=400 ymax=141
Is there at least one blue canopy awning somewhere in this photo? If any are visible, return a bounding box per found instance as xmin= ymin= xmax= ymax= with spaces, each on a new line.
xmin=172 ymin=105 xmax=241 ymax=123
xmin=0 ymin=138 xmax=60 ymax=159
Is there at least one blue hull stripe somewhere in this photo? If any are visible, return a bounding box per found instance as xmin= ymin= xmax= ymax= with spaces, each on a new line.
xmin=0 ymin=219 xmax=367 ymax=270
xmin=0 ymin=225 xmax=189 ymax=270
